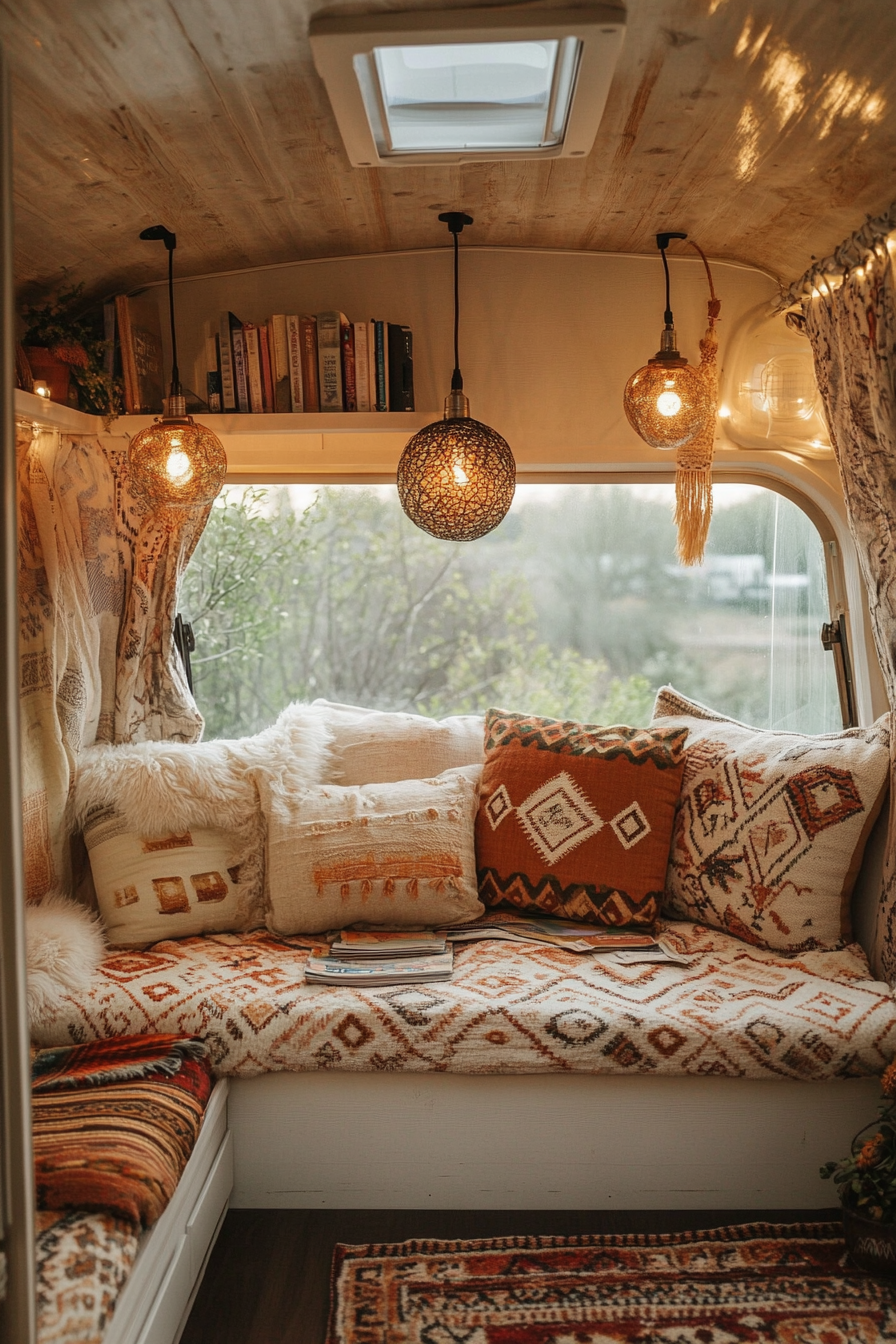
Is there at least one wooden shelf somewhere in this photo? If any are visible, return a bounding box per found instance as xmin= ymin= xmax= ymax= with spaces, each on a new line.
xmin=14 ymin=390 xmax=437 ymax=438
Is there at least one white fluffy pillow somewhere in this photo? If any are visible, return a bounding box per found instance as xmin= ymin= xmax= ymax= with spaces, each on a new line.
xmin=255 ymin=764 xmax=484 ymax=935
xmin=26 ymin=892 xmax=105 ymax=1032
xmin=312 ymin=700 xmax=484 ymax=786
xmin=72 ymin=702 xmax=332 ymax=944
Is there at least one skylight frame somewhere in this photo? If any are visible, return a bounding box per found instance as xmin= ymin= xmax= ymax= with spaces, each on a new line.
xmin=309 ymin=6 xmax=626 ymax=168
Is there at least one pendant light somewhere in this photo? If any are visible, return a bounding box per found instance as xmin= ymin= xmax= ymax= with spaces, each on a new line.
xmin=127 ymin=225 xmax=227 ymax=508
xmin=397 ymin=213 xmax=515 ymax=542
xmin=623 ymin=231 xmax=713 ymax=451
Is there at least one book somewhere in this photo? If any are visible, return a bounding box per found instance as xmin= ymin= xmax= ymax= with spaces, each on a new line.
xmin=330 ymin=931 xmax=448 ymax=959
xmin=341 ymin=321 xmax=357 ymax=412
xmin=371 ymin=319 xmax=388 ymax=411
xmin=285 ymin=315 xmax=304 ymax=411
xmin=103 ymin=301 xmax=117 ymax=382
xmin=388 ymin=324 xmax=414 ymax=411
xmin=300 ymin=316 xmax=319 ymax=412
xmin=353 ymin=322 xmax=371 ymax=412
xmin=440 ymin=912 xmax=658 ymax=955
xmin=259 ymin=323 xmax=275 ymax=412
xmin=231 ymin=321 xmax=250 ymax=413
xmin=242 ymin=323 xmax=265 ymax=414
xmin=115 ymin=294 xmax=165 ymax=413
xmin=270 ymin=315 xmax=292 ymax=413
xmin=217 ymin=312 xmax=238 ymax=411
xmin=206 ymin=369 xmax=222 ymax=413
xmin=317 ymin=311 xmax=347 ymax=411
xmin=304 ymin=948 xmax=454 ymax=986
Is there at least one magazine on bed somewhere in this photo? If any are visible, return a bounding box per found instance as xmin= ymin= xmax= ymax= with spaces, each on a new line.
xmin=438 ymin=911 xmax=659 ymax=954
xmin=304 ymin=947 xmax=454 ymax=986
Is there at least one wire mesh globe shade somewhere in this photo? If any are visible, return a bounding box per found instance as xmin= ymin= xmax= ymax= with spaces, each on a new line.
xmin=397 ymin=417 xmax=516 ymax=541
xmin=128 ymin=414 xmax=227 ymax=509
xmin=623 ymin=360 xmax=713 ymax=451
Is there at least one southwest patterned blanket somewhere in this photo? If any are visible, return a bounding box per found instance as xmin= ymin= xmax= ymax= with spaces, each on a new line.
xmin=36 ymin=1211 xmax=139 ymax=1344
xmin=33 ymin=1037 xmax=212 ymax=1226
xmin=32 ymin=1032 xmax=208 ymax=1092
xmin=31 ymin=923 xmax=896 ymax=1080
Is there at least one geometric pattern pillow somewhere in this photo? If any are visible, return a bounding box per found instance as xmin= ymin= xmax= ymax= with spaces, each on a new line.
xmin=475 ymin=708 xmax=688 ymax=927
xmin=652 ymin=686 xmax=891 ymax=952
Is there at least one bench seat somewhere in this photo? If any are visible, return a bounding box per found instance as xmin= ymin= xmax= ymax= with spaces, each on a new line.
xmin=32 ymin=921 xmax=896 ymax=1082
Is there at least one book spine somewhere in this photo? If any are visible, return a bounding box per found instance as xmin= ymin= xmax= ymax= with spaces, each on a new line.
xmin=372 ymin=320 xmax=388 ymax=412
xmin=207 ymin=369 xmax=222 ymax=413
xmin=259 ymin=323 xmax=275 ymax=412
xmin=231 ymin=322 xmax=250 ymax=413
xmin=353 ymin=322 xmax=370 ymax=412
xmin=218 ymin=313 xmax=237 ymax=411
xmin=342 ymin=320 xmax=357 ymax=412
xmin=317 ymin=311 xmax=345 ymax=412
xmin=300 ymin=317 xmax=319 ymax=412
xmin=103 ymin=302 xmax=116 ymax=382
xmin=242 ymin=324 xmax=264 ymax=414
xmin=115 ymin=295 xmax=138 ymax=413
xmin=388 ymin=324 xmax=415 ymax=412
xmin=270 ymin=315 xmax=292 ymax=413
xmin=286 ymin=315 xmax=304 ymax=411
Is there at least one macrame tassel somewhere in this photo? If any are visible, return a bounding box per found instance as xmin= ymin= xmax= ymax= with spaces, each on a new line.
xmin=674 ymin=245 xmax=721 ymax=567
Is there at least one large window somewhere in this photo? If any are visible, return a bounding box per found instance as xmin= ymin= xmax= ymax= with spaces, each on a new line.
xmin=180 ymin=482 xmax=842 ymax=740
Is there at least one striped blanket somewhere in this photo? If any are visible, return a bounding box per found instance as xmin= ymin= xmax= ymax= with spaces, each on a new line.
xmin=32 ymin=1034 xmax=212 ymax=1227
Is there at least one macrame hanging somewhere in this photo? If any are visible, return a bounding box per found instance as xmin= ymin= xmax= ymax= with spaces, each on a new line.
xmin=673 ymin=242 xmax=721 ymax=567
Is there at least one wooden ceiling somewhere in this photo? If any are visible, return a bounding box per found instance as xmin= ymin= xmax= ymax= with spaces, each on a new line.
xmin=7 ymin=0 xmax=896 ymax=303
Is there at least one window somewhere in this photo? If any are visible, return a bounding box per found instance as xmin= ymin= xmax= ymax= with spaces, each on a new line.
xmin=180 ymin=482 xmax=842 ymax=741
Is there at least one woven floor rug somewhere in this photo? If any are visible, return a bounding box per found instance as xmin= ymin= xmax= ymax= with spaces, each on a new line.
xmin=327 ymin=1221 xmax=896 ymax=1343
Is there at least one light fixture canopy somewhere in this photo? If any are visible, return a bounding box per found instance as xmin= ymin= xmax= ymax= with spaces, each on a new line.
xmin=397 ymin=213 xmax=515 ymax=541
xmin=623 ymin=232 xmax=713 ymax=451
xmin=127 ymin=225 xmax=227 ymax=509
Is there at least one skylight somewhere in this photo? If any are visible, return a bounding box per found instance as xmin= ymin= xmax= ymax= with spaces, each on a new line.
xmin=310 ymin=7 xmax=626 ymax=167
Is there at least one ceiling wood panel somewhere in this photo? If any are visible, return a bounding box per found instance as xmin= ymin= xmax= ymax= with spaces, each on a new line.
xmin=6 ymin=0 xmax=896 ymax=302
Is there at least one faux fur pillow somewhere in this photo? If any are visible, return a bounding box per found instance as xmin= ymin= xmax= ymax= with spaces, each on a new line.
xmin=652 ymin=686 xmax=890 ymax=952
xmin=26 ymin=892 xmax=105 ymax=1032
xmin=72 ymin=703 xmax=332 ymax=945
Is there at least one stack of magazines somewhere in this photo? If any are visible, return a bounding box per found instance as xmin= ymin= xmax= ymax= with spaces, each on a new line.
xmin=304 ymin=930 xmax=453 ymax=986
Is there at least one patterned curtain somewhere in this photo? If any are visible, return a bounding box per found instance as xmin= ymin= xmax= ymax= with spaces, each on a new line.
xmin=17 ymin=423 xmax=209 ymax=902
xmin=803 ymin=251 xmax=896 ymax=981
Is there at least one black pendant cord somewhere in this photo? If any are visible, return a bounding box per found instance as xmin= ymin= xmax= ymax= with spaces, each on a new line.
xmin=452 ymin=227 xmax=461 ymax=392
xmin=656 ymin=230 xmax=687 ymax=329
xmin=139 ymin=223 xmax=180 ymax=398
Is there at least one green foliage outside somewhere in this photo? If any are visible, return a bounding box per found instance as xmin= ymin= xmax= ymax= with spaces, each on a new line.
xmin=180 ymin=483 xmax=838 ymax=742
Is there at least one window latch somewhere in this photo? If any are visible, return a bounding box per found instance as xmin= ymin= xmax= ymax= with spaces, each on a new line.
xmin=174 ymin=614 xmax=196 ymax=693
xmin=821 ymin=616 xmax=857 ymax=728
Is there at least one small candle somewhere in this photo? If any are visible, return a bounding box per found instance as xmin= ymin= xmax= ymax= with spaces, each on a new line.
xmin=32 ymin=381 xmax=52 ymax=399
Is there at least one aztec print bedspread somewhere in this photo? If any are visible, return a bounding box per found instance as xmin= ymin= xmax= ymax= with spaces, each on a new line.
xmin=36 ymin=1210 xmax=139 ymax=1344
xmin=31 ymin=922 xmax=896 ymax=1080
xmin=33 ymin=1038 xmax=212 ymax=1226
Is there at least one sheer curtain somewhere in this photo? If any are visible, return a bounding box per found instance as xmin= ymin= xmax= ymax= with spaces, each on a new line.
xmin=803 ymin=248 xmax=896 ymax=981
xmin=17 ymin=422 xmax=209 ymax=901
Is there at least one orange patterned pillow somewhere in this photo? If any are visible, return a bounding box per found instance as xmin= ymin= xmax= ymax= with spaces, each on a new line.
xmin=475 ymin=709 xmax=688 ymax=926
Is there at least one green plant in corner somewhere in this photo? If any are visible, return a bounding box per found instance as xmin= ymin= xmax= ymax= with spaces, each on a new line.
xmin=21 ymin=283 xmax=122 ymax=425
xmin=821 ymin=1060 xmax=896 ymax=1221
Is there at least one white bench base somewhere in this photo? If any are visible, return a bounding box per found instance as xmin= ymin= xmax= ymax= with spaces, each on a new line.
xmin=227 ymin=1072 xmax=875 ymax=1210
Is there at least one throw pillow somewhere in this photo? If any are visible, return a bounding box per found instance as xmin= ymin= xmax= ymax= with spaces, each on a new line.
xmin=312 ymin=700 xmax=484 ymax=786
xmin=475 ymin=708 xmax=688 ymax=926
xmin=73 ymin=701 xmax=332 ymax=944
xmin=26 ymin=892 xmax=106 ymax=1032
xmin=255 ymin=765 xmax=484 ymax=935
xmin=652 ymin=686 xmax=891 ymax=951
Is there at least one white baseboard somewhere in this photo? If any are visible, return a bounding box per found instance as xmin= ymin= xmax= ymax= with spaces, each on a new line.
xmin=227 ymin=1071 xmax=874 ymax=1210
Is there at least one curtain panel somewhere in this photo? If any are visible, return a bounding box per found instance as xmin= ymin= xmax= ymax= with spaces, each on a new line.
xmin=17 ymin=424 xmax=209 ymax=902
xmin=803 ymin=254 xmax=896 ymax=981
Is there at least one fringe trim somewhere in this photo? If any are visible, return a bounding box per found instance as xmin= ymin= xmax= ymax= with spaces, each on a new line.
xmin=674 ymin=466 xmax=714 ymax=567
xmin=32 ymin=1039 xmax=209 ymax=1093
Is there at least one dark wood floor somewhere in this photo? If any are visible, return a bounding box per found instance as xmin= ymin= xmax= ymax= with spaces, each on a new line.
xmin=179 ymin=1206 xmax=842 ymax=1344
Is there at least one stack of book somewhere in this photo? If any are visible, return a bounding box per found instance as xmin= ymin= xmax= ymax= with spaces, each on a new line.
xmin=439 ymin=912 xmax=690 ymax=965
xmin=210 ymin=311 xmax=414 ymax=415
xmin=304 ymin=930 xmax=453 ymax=986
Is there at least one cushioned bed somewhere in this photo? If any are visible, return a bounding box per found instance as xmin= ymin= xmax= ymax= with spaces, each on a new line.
xmin=32 ymin=921 xmax=896 ymax=1081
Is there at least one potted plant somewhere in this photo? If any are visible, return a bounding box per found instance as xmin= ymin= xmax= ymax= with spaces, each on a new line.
xmin=20 ymin=284 xmax=122 ymax=425
xmin=821 ymin=1058 xmax=896 ymax=1274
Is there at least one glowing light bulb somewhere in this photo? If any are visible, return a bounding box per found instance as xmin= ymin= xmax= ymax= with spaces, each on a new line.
xmin=656 ymin=389 xmax=683 ymax=417
xmin=718 ymin=404 xmax=732 ymax=419
xmin=166 ymin=449 xmax=193 ymax=483
xmin=452 ymin=461 xmax=469 ymax=486
xmin=33 ymin=381 xmax=51 ymax=399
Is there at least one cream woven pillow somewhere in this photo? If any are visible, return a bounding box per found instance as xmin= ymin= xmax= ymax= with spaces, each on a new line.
xmin=256 ymin=765 xmax=484 ymax=935
xmin=312 ymin=700 xmax=484 ymax=786
xmin=652 ymin=686 xmax=890 ymax=952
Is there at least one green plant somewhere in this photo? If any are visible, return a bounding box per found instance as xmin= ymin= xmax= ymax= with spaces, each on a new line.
xmin=21 ymin=283 xmax=122 ymax=423
xmin=821 ymin=1060 xmax=896 ymax=1220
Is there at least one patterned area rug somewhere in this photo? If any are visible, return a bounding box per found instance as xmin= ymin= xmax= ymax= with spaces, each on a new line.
xmin=327 ymin=1223 xmax=896 ymax=1343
